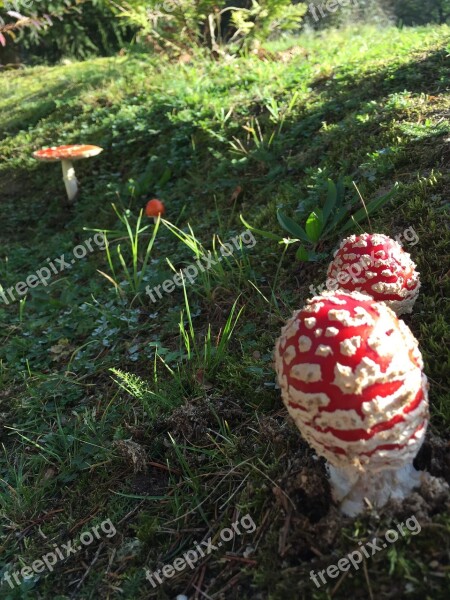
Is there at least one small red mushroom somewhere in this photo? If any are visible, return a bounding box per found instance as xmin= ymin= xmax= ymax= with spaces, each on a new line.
xmin=33 ymin=144 xmax=103 ymax=204
xmin=145 ymin=199 xmax=165 ymax=222
xmin=327 ymin=233 xmax=420 ymax=315
xmin=274 ymin=290 xmax=430 ymax=515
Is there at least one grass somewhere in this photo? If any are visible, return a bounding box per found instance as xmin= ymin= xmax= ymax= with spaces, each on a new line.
xmin=0 ymin=23 xmax=449 ymax=599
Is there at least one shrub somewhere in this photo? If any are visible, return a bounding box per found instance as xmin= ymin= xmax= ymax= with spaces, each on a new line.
xmin=381 ymin=0 xmax=450 ymax=25
xmin=114 ymin=0 xmax=307 ymax=56
xmin=305 ymin=0 xmax=392 ymax=30
xmin=0 ymin=0 xmax=134 ymax=62
xmin=0 ymin=3 xmax=49 ymax=54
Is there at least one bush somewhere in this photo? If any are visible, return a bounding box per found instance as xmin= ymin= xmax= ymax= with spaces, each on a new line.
xmin=305 ymin=0 xmax=392 ymax=30
xmin=381 ymin=0 xmax=450 ymax=25
xmin=0 ymin=0 xmax=135 ymax=62
xmin=114 ymin=0 xmax=307 ymax=56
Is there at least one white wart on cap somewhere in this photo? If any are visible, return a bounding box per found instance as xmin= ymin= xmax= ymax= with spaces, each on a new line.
xmin=275 ymin=290 xmax=429 ymax=515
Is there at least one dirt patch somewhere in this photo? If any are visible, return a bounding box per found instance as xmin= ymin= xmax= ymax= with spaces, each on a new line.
xmin=130 ymin=468 xmax=170 ymax=497
xmin=155 ymin=395 xmax=246 ymax=443
xmin=264 ymin=420 xmax=450 ymax=563
xmin=414 ymin=428 xmax=450 ymax=483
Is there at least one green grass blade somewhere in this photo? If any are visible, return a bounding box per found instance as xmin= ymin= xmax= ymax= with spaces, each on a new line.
xmin=339 ymin=184 xmax=399 ymax=234
xmin=240 ymin=214 xmax=283 ymax=241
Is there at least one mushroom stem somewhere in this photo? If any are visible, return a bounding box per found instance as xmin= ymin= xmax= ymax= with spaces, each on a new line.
xmin=61 ymin=159 xmax=79 ymax=203
xmin=327 ymin=462 xmax=425 ymax=516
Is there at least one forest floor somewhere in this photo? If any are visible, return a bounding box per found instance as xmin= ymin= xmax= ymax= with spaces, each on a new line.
xmin=0 ymin=24 xmax=449 ymax=600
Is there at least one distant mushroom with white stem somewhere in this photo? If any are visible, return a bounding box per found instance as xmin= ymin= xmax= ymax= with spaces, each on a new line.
xmin=274 ymin=290 xmax=439 ymax=516
xmin=33 ymin=144 xmax=103 ymax=204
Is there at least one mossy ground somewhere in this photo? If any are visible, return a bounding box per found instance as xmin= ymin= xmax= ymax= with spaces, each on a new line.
xmin=0 ymin=24 xmax=449 ymax=600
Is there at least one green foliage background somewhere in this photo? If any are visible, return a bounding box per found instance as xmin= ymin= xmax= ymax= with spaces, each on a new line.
xmin=387 ymin=0 xmax=450 ymax=24
xmin=1 ymin=1 xmax=450 ymax=67
xmin=0 ymin=0 xmax=132 ymax=61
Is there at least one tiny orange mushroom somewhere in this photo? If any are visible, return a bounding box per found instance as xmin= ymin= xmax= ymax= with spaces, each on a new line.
xmin=145 ymin=199 xmax=165 ymax=222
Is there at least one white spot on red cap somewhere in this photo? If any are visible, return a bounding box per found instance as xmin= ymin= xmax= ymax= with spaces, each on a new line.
xmin=316 ymin=345 xmax=333 ymax=357
xmin=340 ymin=336 xmax=361 ymax=356
xmin=298 ymin=336 xmax=312 ymax=352
xmin=283 ymin=345 xmax=297 ymax=365
xmin=290 ymin=363 xmax=322 ymax=383
xmin=325 ymin=327 xmax=340 ymax=337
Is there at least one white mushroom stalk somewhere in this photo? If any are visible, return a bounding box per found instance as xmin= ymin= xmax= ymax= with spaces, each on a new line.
xmin=61 ymin=159 xmax=79 ymax=203
xmin=274 ymin=290 xmax=431 ymax=516
xmin=33 ymin=144 xmax=103 ymax=205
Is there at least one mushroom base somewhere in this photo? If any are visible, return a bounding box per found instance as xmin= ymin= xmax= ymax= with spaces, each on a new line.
xmin=328 ymin=462 xmax=426 ymax=516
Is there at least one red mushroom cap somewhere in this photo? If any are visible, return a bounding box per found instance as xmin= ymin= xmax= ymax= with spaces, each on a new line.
xmin=274 ymin=291 xmax=428 ymax=471
xmin=327 ymin=233 xmax=420 ymax=315
xmin=145 ymin=199 xmax=165 ymax=218
xmin=33 ymin=145 xmax=103 ymax=162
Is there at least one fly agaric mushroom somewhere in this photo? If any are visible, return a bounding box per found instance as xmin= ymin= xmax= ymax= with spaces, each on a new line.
xmin=275 ymin=290 xmax=429 ymax=516
xmin=327 ymin=233 xmax=420 ymax=315
xmin=145 ymin=198 xmax=165 ymax=223
xmin=33 ymin=145 xmax=103 ymax=204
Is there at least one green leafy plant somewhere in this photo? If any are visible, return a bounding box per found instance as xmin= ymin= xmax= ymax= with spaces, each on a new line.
xmin=113 ymin=0 xmax=306 ymax=56
xmin=151 ymin=281 xmax=244 ymax=389
xmin=110 ymin=367 xmax=175 ymax=416
xmin=179 ymin=286 xmax=244 ymax=380
xmin=0 ymin=7 xmax=49 ymax=49
xmin=0 ymin=0 xmax=132 ymax=60
xmin=161 ymin=218 xmax=255 ymax=302
xmin=228 ymin=0 xmax=307 ymax=47
xmin=383 ymin=0 xmax=450 ymax=25
xmin=230 ymin=93 xmax=299 ymax=159
xmin=241 ymin=178 xmax=399 ymax=261
xmin=86 ymin=203 xmax=161 ymax=301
